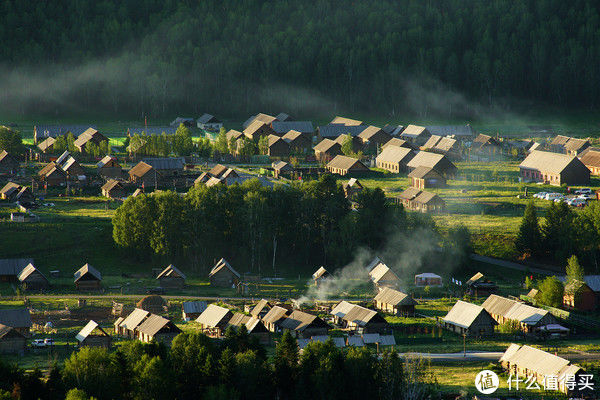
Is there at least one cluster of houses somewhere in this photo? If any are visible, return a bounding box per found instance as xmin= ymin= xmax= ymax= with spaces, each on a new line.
xmin=114 ymin=307 xmax=181 ymax=345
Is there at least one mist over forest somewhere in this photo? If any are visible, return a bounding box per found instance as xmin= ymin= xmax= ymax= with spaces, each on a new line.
xmin=1 ymin=0 xmax=600 ymax=119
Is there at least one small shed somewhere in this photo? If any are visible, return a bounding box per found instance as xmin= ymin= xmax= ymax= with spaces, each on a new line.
xmin=136 ymin=295 xmax=167 ymax=314
xmin=369 ymin=261 xmax=401 ymax=289
xmin=272 ymin=161 xmax=294 ymax=178
xmin=209 ymin=258 xmax=241 ymax=288
xmin=342 ymin=178 xmax=363 ymax=200
xmin=0 ymin=324 xmax=26 ymax=354
xmin=442 ymin=300 xmax=497 ymax=337
xmin=76 ymin=320 xmax=112 ymax=348
xmin=563 ymin=280 xmax=597 ymax=311
xmin=156 ymin=264 xmax=186 ymax=289
xmin=74 ymin=264 xmax=102 ymax=291
xmin=373 ymin=287 xmax=417 ymax=316
xmin=101 ymin=180 xmax=126 ymax=199
xmin=135 ymin=314 xmax=181 ymax=344
xmin=17 ymin=263 xmax=49 ymax=291
xmin=312 ymin=267 xmax=330 ymax=287
xmin=415 ymin=273 xmax=442 ymax=287
xmin=182 ymin=301 xmax=208 ymax=321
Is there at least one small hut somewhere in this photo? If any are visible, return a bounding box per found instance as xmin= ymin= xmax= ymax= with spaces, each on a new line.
xmin=465 ymin=272 xmax=498 ymax=297
xmin=182 ymin=301 xmax=208 ymax=321
xmin=0 ymin=324 xmax=26 ymax=354
xmin=312 ymin=267 xmax=330 ymax=287
xmin=156 ymin=264 xmax=186 ymax=289
xmin=17 ymin=263 xmax=49 ymax=291
xmin=135 ymin=314 xmax=181 ymax=344
xmin=136 ymin=295 xmax=167 ymax=314
xmin=208 ymin=258 xmax=241 ymax=288
xmin=76 ymin=320 xmax=112 ymax=348
xmin=373 ymin=287 xmax=417 ymax=316
xmin=74 ymin=264 xmax=102 ymax=291
xmin=101 ymin=180 xmax=126 ymax=199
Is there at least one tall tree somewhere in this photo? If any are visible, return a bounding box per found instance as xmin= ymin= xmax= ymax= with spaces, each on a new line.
xmin=515 ymin=201 xmax=541 ymax=256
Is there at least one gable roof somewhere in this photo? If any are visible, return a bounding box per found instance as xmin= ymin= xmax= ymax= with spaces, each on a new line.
xmin=119 ymin=308 xmax=150 ymax=331
xmin=136 ymin=314 xmax=179 ymax=336
xmin=579 ymin=149 xmax=600 ymax=168
xmin=272 ymin=161 xmax=293 ymax=171
xmin=96 ymin=156 xmax=119 ymax=169
xmin=443 ymin=300 xmax=495 ymax=329
xmin=272 ymin=121 xmax=314 ymax=134
xmin=76 ymin=320 xmax=109 ymax=342
xmin=358 ymin=125 xmax=388 ymax=141
xmin=209 ymin=258 xmax=241 ymax=278
xmin=330 ymin=116 xmax=363 ymax=126
xmin=101 ymin=179 xmax=123 ymax=192
xmin=407 ymin=151 xmax=454 ymax=171
xmin=564 ymin=138 xmax=590 ymax=152
xmin=413 ymin=191 xmax=443 ymax=205
xmin=209 ymin=164 xmax=229 ymax=178
xmin=331 ymin=301 xmax=356 ymax=319
xmin=0 ymin=182 xmax=21 ymax=198
xmin=369 ymin=263 xmax=400 ymax=284
xmin=519 ymin=151 xmax=581 ymax=174
xmin=374 ymin=287 xmax=417 ymax=306
xmin=262 ymin=305 xmax=289 ymax=325
xmin=0 ymin=309 xmax=32 ymax=329
xmin=407 ymin=166 xmax=443 ymax=180
xmin=37 ymin=137 xmax=56 ymax=152
xmin=250 ymin=299 xmax=272 ymax=317
xmin=314 ymin=138 xmax=341 ymax=153
xmin=268 ymin=134 xmax=288 ymax=147
xmin=74 ymin=263 xmax=101 ymax=282
xmin=551 ymin=135 xmax=571 ymax=146
xmin=128 ymin=161 xmax=155 ymax=178
xmin=422 ymin=135 xmax=442 ymax=149
xmin=141 ymin=158 xmax=185 ymax=171
xmin=326 ymin=155 xmax=368 ymax=171
xmin=398 ymin=187 xmax=422 ymax=200
xmin=502 ymin=344 xmax=570 ymax=377
xmin=196 ymin=304 xmax=232 ymax=327
xmin=197 ymin=113 xmax=220 ymax=124
xmin=312 ymin=267 xmax=329 ymax=280
xmin=376 ymin=146 xmax=414 ymax=165
xmin=435 ymin=137 xmax=458 ymax=152
xmin=400 ymin=125 xmax=429 ymax=139
xmin=17 ymin=263 xmax=47 ymax=283
xmin=342 ymin=305 xmax=382 ymax=326
xmin=244 ymin=120 xmax=270 ymax=137
xmin=156 ymin=264 xmax=186 ymax=280
xmin=243 ymin=113 xmax=277 ymax=129
xmin=182 ymin=301 xmax=208 ymax=315
xmin=482 ymin=294 xmax=550 ymax=326
xmin=279 ymin=310 xmax=326 ymax=332
xmin=426 ymin=125 xmax=474 ymax=137
xmin=0 ymin=324 xmax=25 ymax=340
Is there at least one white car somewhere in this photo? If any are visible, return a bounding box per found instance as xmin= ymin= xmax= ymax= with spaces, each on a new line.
xmin=553 ymin=196 xmax=566 ymax=203
xmin=575 ymin=188 xmax=593 ymax=195
xmin=544 ymin=193 xmax=563 ymax=201
xmin=533 ymin=192 xmax=547 ymax=199
xmin=579 ymin=193 xmax=594 ymax=200
xmin=568 ymin=198 xmax=587 ymax=207
xmin=31 ymin=339 xmax=46 ymax=348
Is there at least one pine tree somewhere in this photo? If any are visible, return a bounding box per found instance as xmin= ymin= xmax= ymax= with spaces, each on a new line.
xmin=515 ymin=200 xmax=541 ymax=256
xmin=566 ymin=255 xmax=585 ymax=284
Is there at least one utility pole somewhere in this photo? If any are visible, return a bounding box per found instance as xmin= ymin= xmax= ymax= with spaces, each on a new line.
xmin=463 ymin=333 xmax=467 ymax=358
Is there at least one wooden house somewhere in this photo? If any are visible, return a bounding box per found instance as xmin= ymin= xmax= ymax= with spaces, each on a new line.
xmin=250 ymin=299 xmax=273 ymax=319
xmin=0 ymin=309 xmax=32 ymax=336
xmin=0 ymin=151 xmax=18 ymax=175
xmin=313 ymin=139 xmax=342 ymax=162
xmin=226 ymin=313 xmax=270 ymax=344
xmin=375 ymin=146 xmax=414 ymax=173
xmin=267 ymin=135 xmax=290 ymax=157
xmin=141 ymin=158 xmax=185 ymax=176
xmin=465 ymin=272 xmax=498 ymax=297
xmin=156 ymin=264 xmax=186 ymax=289
xmin=340 ymin=304 xmax=390 ymax=334
xmin=373 ymin=287 xmax=417 ymax=316
xmin=578 ymin=148 xmax=600 ymax=175
xmin=117 ymin=308 xmax=150 ymax=338
xmin=208 ymin=258 xmax=241 ymax=287
xmin=272 ymin=161 xmax=294 ymax=178
xmin=334 ymin=134 xmax=363 ymax=154
xmin=74 ymin=263 xmax=102 ymax=291
xmin=97 ymin=156 xmax=122 ymax=179
xmin=136 ymin=295 xmax=167 ymax=314
xmin=408 ymin=166 xmax=446 ymax=189
xmin=196 ymin=114 xmax=223 ymax=131
xmin=0 ymin=182 xmax=20 ymax=200
xmin=37 ymin=137 xmax=56 ymax=154
xmin=17 ymin=263 xmax=49 ymax=291
xmin=563 ymin=138 xmax=591 ymax=156
xmin=326 ymin=155 xmax=369 ymax=176
xmin=0 ymin=324 xmax=26 ymax=354
xmin=128 ymin=161 xmax=161 ymax=187
xmin=382 ymin=137 xmax=416 ymax=151
xmin=312 ymin=267 xmax=330 ymax=287
xmin=261 ymin=305 xmax=290 ymax=332
xmin=549 ymin=135 xmax=571 ymax=153
xmin=471 ymin=134 xmax=502 ymax=159
xmin=0 ymin=258 xmax=33 ymax=282
xmin=442 ymin=300 xmax=496 ymax=336
xmin=76 ymin=320 xmax=112 ymax=348
xmin=58 ymin=154 xmax=86 ymax=179
xmin=399 ymin=125 xmax=431 ymax=146
xmin=33 ymin=125 xmax=92 ymax=144
xmin=426 ymin=125 xmax=475 ymax=142
xmin=397 ymin=188 xmax=446 ymax=213
xmin=282 ymin=130 xmax=312 ymax=153
xmin=208 ymin=164 xmax=229 ymax=178
xmin=482 ymin=294 xmax=557 ymax=333
xmin=414 ymin=273 xmax=442 ymax=287
xmin=342 ymin=178 xmax=363 ymax=200
xmin=563 ymin=280 xmax=596 ymax=311
xmin=38 ymin=162 xmax=67 ymax=186
xmin=278 ymin=310 xmax=329 ymax=338
xmin=135 ymin=314 xmax=181 ymax=344
xmin=101 ymin=180 xmax=125 ymax=199
xmin=170 ymin=117 xmax=195 ymax=127
xmin=406 ymin=151 xmax=457 ymax=177
xmin=330 ymin=301 xmax=356 ymax=325
xmin=73 ymin=128 xmax=109 ymax=153
xmin=196 ymin=304 xmax=233 ymax=337
xmin=244 ymin=120 xmax=275 ymax=141
xmin=369 ymin=261 xmax=401 ymax=289
xmin=273 ymin=121 xmax=314 ymax=138
xmin=243 ymin=113 xmax=277 ymax=129
xmin=519 ymin=150 xmax=590 ymax=186
xmin=182 ymin=301 xmax=207 ymax=321
xmin=358 ymin=126 xmax=392 ymax=152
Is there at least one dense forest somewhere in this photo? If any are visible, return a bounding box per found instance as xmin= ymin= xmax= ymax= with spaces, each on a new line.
xmin=112 ymin=175 xmax=471 ymax=275
xmin=1 ymin=0 xmax=600 ymax=118
xmin=0 ymin=330 xmax=437 ymax=400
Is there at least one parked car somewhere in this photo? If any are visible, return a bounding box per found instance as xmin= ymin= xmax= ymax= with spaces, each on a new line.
xmin=544 ymin=193 xmax=562 ymax=201
xmin=31 ymin=339 xmax=46 ymax=348
xmin=44 ymin=338 xmax=54 ymax=346
xmin=533 ymin=192 xmax=547 ymax=199
xmin=579 ymin=193 xmax=594 ymax=200
xmin=568 ymin=198 xmax=587 ymax=207
xmin=553 ymin=196 xmax=566 ymax=203
xmin=575 ymin=188 xmax=593 ymax=195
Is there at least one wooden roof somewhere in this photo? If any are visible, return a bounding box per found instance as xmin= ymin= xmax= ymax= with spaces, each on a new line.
xmin=443 ymin=300 xmax=496 ymax=329
xmin=519 ymin=150 xmax=581 ymax=174
xmin=156 ymin=264 xmax=186 ymax=280
xmin=330 ymin=116 xmax=363 ymax=126
xmin=376 ymin=146 xmax=414 ymax=164
xmin=326 ymin=155 xmax=368 ymax=171
xmin=196 ymin=304 xmax=232 ymax=327
xmin=313 ymin=138 xmax=340 ymax=153
xmin=136 ymin=314 xmax=180 ymax=336
xmin=76 ymin=320 xmax=110 ymax=342
xmin=0 ymin=309 xmax=32 ymax=329
xmin=374 ymin=287 xmax=417 ymax=306
xmin=74 ymin=263 xmax=102 ymax=282
xmin=119 ymin=308 xmax=149 ymax=331
xmin=279 ymin=310 xmax=328 ymax=332
xmin=209 ymin=258 xmax=241 ymax=279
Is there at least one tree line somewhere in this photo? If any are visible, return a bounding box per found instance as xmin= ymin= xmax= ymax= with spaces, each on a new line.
xmin=3 ymin=0 xmax=600 ymax=117
xmin=0 ymin=329 xmax=437 ymax=400
xmin=0 ymin=126 xmax=23 ymax=155
xmin=112 ymin=174 xmax=472 ymax=275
